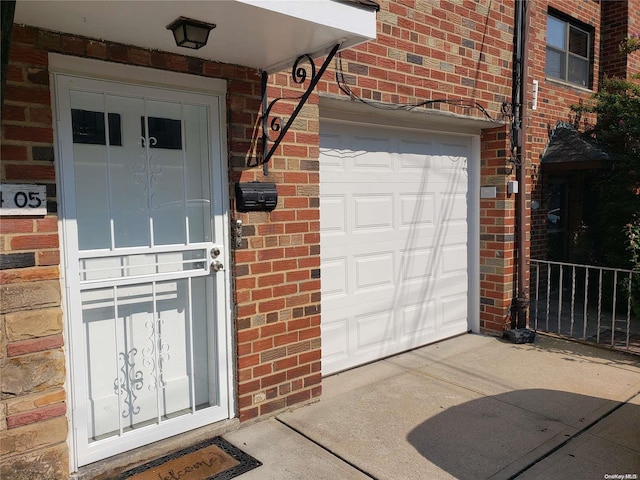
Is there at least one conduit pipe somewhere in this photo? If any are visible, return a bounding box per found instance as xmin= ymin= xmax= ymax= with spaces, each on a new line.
xmin=512 ymin=0 xmax=529 ymax=330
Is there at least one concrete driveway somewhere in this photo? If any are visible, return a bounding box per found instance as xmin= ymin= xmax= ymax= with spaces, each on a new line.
xmin=225 ymin=333 xmax=640 ymax=480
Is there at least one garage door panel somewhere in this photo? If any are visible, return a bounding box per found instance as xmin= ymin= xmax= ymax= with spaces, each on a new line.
xmin=320 ymin=195 xmax=347 ymax=235
xmin=442 ymin=244 xmax=468 ymax=274
xmin=354 ymin=251 xmax=394 ymax=292
xmin=350 ymin=152 xmax=394 ymax=174
xmin=400 ymin=193 xmax=436 ymax=226
xmin=399 ymin=248 xmax=436 ymax=283
xmin=441 ymin=293 xmax=468 ymax=327
xmin=321 ymin=317 xmax=350 ymax=364
xmin=441 ymin=140 xmax=472 ymax=158
xmin=322 ymin=257 xmax=348 ymax=298
xmin=356 ymin=309 xmax=395 ymax=350
xmin=323 ymin=171 xmax=462 ymax=185
xmin=321 ymin=121 xmax=474 ymax=375
xmin=353 ymin=194 xmax=394 ymax=232
xmin=399 ymin=138 xmax=433 ymax=151
xmin=400 ymin=301 xmax=437 ymax=339
xmin=318 ymin=133 xmax=347 ymax=172
xmin=439 ymin=193 xmax=468 ymax=222
xmin=432 ymin=276 xmax=468 ymax=303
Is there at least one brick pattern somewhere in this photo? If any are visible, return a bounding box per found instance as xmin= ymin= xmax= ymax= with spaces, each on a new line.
xmin=629 ymin=8 xmax=640 ymax=77
xmin=1 ymin=28 xmax=68 ymax=476
xmin=231 ymin=79 xmax=322 ymax=421
xmin=318 ymin=0 xmax=514 ymax=119
xmin=601 ymin=1 xmax=640 ymax=80
xmin=601 ymin=0 xmax=630 ymax=80
xmin=479 ymin=126 xmax=515 ymax=331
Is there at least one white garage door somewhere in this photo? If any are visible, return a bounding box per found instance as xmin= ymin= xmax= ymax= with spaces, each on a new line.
xmin=320 ymin=121 xmax=478 ymax=374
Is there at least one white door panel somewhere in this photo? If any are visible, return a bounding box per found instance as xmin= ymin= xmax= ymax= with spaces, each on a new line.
xmin=321 ymin=122 xmax=475 ymax=374
xmin=57 ymin=75 xmax=230 ymax=465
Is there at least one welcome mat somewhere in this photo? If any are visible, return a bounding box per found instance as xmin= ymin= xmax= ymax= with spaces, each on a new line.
xmin=114 ymin=437 xmax=262 ymax=480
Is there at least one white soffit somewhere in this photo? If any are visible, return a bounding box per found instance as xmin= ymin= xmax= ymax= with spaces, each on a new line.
xmin=14 ymin=0 xmax=377 ymax=73
xmin=319 ymin=95 xmax=501 ymax=135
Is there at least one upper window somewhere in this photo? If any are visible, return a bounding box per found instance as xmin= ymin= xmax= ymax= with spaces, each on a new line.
xmin=545 ymin=13 xmax=591 ymax=88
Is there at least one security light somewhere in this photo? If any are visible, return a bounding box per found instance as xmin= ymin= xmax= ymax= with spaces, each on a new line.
xmin=167 ymin=17 xmax=216 ymax=50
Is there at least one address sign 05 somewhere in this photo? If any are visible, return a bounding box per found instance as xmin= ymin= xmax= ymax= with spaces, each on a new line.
xmin=0 ymin=183 xmax=47 ymax=216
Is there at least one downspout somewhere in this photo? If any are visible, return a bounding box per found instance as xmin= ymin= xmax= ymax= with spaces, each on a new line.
xmin=1 ymin=0 xmax=16 ymax=112
xmin=516 ymin=0 xmax=530 ymax=329
xmin=510 ymin=0 xmax=531 ymax=334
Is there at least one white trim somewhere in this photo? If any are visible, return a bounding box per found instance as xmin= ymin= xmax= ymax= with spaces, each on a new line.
xmin=318 ymin=115 xmax=482 ymax=139
xmin=319 ymin=94 xmax=500 ymax=134
xmin=50 ymin=69 xmax=79 ymax=473
xmin=468 ymin=135 xmax=481 ymax=334
xmin=236 ymin=0 xmax=377 ymax=39
xmin=48 ymin=53 xmax=226 ymax=95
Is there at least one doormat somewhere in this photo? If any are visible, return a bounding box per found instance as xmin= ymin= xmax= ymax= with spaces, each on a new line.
xmin=114 ymin=437 xmax=262 ymax=480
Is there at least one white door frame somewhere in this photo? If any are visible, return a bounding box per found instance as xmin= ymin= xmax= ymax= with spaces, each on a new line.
xmin=49 ymin=54 xmax=234 ymax=471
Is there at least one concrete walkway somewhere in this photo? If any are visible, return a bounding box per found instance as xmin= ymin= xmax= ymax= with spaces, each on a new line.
xmin=225 ymin=333 xmax=640 ymax=480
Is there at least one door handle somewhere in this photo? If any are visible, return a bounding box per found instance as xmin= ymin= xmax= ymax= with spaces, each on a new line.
xmin=210 ymin=260 xmax=224 ymax=272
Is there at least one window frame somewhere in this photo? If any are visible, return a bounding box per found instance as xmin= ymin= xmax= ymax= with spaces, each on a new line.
xmin=545 ymin=11 xmax=593 ymax=89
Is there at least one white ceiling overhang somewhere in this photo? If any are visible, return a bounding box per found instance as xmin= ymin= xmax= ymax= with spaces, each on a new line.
xmin=14 ymin=0 xmax=378 ymax=73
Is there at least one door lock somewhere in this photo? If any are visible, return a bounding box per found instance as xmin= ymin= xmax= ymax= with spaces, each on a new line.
xmin=210 ymin=260 xmax=224 ymax=272
xmin=210 ymin=247 xmax=221 ymax=258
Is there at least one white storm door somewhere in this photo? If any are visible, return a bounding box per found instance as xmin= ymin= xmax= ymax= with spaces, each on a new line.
xmin=56 ymin=75 xmax=231 ymax=466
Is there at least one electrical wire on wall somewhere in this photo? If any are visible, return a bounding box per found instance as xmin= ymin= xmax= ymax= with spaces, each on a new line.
xmin=334 ymin=52 xmax=504 ymax=124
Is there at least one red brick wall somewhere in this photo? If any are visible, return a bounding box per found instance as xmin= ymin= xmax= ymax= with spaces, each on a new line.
xmin=479 ymin=126 xmax=515 ymax=331
xmin=1 ymin=26 xmax=68 ymax=479
xmin=601 ymin=0 xmax=630 ymax=79
xmin=601 ymin=0 xmax=640 ymax=80
xmin=629 ymin=2 xmax=640 ymax=77
xmin=319 ymin=0 xmax=514 ymax=117
xmin=232 ymin=77 xmax=322 ymax=422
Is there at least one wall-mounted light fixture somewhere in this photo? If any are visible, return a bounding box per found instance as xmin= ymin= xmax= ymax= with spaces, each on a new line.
xmin=166 ymin=17 xmax=216 ymax=50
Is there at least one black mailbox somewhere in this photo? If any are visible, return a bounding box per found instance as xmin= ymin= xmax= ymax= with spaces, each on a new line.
xmin=235 ymin=182 xmax=278 ymax=212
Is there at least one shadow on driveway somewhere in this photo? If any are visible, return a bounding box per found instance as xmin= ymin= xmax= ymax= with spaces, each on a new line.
xmin=407 ymin=389 xmax=640 ymax=480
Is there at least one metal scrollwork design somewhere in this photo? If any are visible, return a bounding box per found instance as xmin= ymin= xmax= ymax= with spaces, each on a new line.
xmin=113 ymin=348 xmax=143 ymax=418
xmin=265 ymin=116 xmax=283 ymax=143
xmin=133 ymin=136 xmax=162 ymax=210
xmin=142 ymin=317 xmax=170 ymax=391
xmin=260 ymin=44 xmax=340 ymax=175
xmin=292 ymin=54 xmax=315 ymax=85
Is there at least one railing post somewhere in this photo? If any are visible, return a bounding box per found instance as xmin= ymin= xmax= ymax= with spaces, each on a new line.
xmin=529 ymin=259 xmax=636 ymax=353
xmin=583 ymin=267 xmax=589 ymax=340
